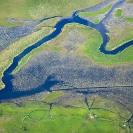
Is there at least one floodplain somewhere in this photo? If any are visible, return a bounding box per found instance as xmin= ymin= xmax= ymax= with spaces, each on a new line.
xmin=0 ymin=0 xmax=133 ymax=132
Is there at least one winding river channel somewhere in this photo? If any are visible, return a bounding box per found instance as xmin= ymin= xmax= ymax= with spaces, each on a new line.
xmin=0 ymin=0 xmax=133 ymax=100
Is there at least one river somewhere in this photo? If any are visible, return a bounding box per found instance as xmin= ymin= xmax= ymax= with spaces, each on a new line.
xmin=0 ymin=0 xmax=133 ymax=100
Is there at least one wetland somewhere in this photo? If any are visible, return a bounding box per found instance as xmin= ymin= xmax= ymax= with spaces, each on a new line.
xmin=0 ymin=0 xmax=133 ymax=132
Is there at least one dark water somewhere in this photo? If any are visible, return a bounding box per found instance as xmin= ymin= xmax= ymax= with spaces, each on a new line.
xmin=0 ymin=0 xmax=133 ymax=100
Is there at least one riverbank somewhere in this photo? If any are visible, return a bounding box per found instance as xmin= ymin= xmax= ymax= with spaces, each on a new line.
xmin=0 ymin=27 xmax=54 ymax=90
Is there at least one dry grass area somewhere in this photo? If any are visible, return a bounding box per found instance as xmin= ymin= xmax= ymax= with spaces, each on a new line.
xmin=0 ymin=0 xmax=105 ymax=27
xmin=0 ymin=27 xmax=54 ymax=89
xmin=0 ymin=125 xmax=6 ymax=133
xmin=36 ymin=18 xmax=61 ymax=30
xmin=126 ymin=0 xmax=133 ymax=3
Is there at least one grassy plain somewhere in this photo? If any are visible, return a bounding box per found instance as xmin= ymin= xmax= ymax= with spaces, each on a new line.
xmin=78 ymin=4 xmax=112 ymax=18
xmin=0 ymin=27 xmax=54 ymax=89
xmin=0 ymin=96 xmax=131 ymax=133
xmin=0 ymin=0 xmax=105 ymax=27
xmin=114 ymin=8 xmax=123 ymax=18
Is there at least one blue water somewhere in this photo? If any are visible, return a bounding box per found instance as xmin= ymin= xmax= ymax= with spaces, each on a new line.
xmin=0 ymin=0 xmax=133 ymax=100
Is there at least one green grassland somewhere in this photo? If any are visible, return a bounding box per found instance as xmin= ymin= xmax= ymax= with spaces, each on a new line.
xmin=0 ymin=27 xmax=54 ymax=89
xmin=0 ymin=0 xmax=105 ymax=27
xmin=0 ymin=96 xmax=131 ymax=133
xmin=114 ymin=8 xmax=123 ymax=18
xmin=78 ymin=4 xmax=112 ymax=18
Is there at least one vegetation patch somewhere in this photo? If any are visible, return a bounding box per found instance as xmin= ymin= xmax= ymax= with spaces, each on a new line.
xmin=43 ymin=91 xmax=64 ymax=103
xmin=78 ymin=4 xmax=112 ymax=18
xmin=93 ymin=19 xmax=100 ymax=24
xmin=123 ymin=17 xmax=133 ymax=23
xmin=114 ymin=8 xmax=123 ymax=18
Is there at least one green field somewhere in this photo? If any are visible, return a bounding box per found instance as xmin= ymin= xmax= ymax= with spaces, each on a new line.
xmin=78 ymin=4 xmax=112 ymax=18
xmin=114 ymin=8 xmax=123 ymax=18
xmin=0 ymin=96 xmax=131 ymax=133
xmin=0 ymin=0 xmax=105 ymax=27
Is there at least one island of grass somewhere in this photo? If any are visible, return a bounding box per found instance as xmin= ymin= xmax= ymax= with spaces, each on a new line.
xmin=0 ymin=96 xmax=131 ymax=133
xmin=78 ymin=4 xmax=112 ymax=18
xmin=93 ymin=19 xmax=100 ymax=24
xmin=114 ymin=8 xmax=123 ymax=18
